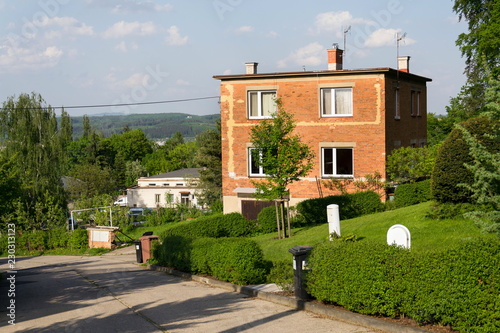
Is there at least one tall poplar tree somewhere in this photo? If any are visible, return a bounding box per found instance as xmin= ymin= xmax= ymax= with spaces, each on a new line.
xmin=0 ymin=93 xmax=68 ymax=230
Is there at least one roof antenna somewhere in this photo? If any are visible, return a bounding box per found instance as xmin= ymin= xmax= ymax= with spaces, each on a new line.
xmin=343 ymin=25 xmax=351 ymax=63
xmin=396 ymin=32 xmax=407 ymax=69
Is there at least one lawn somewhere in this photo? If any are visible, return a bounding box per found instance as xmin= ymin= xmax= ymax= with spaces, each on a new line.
xmin=126 ymin=201 xmax=495 ymax=263
xmin=252 ymin=201 xmax=496 ymax=262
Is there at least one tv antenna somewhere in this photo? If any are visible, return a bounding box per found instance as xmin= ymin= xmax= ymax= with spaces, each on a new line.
xmin=396 ymin=32 xmax=407 ymax=68
xmin=343 ymin=25 xmax=351 ymax=62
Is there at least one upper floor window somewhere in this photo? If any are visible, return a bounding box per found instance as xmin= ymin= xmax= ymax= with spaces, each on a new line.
xmin=411 ymin=90 xmax=421 ymax=116
xmin=321 ymin=87 xmax=353 ymax=117
xmin=322 ymin=147 xmax=353 ymax=177
xmin=248 ymin=148 xmax=268 ymax=177
xmin=248 ymin=90 xmax=277 ymax=119
xmin=395 ymin=88 xmax=400 ymax=119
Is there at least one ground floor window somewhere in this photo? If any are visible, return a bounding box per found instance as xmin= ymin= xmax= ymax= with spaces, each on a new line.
xmin=322 ymin=147 xmax=353 ymax=177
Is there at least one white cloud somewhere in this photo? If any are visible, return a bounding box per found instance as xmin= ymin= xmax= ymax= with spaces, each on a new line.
xmin=223 ymin=69 xmax=232 ymax=75
xmin=364 ymin=28 xmax=415 ymax=48
xmin=266 ymin=31 xmax=280 ymax=39
xmin=277 ymin=42 xmax=325 ymax=69
xmin=312 ymin=11 xmax=374 ymax=37
xmin=86 ymin=0 xmax=173 ymax=13
xmin=235 ymin=26 xmax=254 ymax=34
xmin=176 ymin=79 xmax=190 ymax=86
xmin=165 ymin=26 xmax=188 ymax=46
xmin=0 ymin=43 xmax=63 ymax=73
xmin=103 ymin=21 xmax=158 ymax=38
xmin=115 ymin=41 xmax=138 ymax=52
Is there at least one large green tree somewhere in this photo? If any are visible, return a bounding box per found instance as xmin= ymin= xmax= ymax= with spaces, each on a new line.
xmin=250 ymin=99 xmax=315 ymax=238
xmin=0 ymin=93 xmax=68 ymax=229
xmin=195 ymin=121 xmax=222 ymax=209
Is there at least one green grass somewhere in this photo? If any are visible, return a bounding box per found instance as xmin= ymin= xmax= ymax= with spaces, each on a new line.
xmin=252 ymin=201 xmax=496 ymax=262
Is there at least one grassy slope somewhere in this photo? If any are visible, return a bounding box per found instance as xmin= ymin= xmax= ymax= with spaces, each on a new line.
xmin=252 ymin=201 xmax=496 ymax=262
xmin=129 ymin=201 xmax=495 ymax=263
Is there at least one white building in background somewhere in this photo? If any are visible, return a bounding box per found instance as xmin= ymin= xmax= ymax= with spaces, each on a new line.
xmin=127 ymin=168 xmax=201 ymax=208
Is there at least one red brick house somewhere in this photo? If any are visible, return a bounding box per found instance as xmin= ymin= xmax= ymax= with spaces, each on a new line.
xmin=213 ymin=48 xmax=431 ymax=217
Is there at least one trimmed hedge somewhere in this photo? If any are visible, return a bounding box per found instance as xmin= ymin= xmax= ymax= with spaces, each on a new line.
xmin=307 ymin=239 xmax=500 ymax=332
xmin=296 ymin=191 xmax=384 ymax=224
xmin=158 ymin=212 xmax=255 ymax=240
xmin=153 ymin=236 xmax=268 ymax=285
xmin=394 ymin=179 xmax=431 ymax=208
xmin=257 ymin=205 xmax=286 ymax=234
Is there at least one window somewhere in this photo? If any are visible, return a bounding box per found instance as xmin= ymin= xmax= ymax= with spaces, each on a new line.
xmin=322 ymin=147 xmax=353 ymax=177
xmin=181 ymin=192 xmax=191 ymax=206
xmin=321 ymin=88 xmax=352 ymax=116
xmin=411 ymin=90 xmax=421 ymax=116
xmin=155 ymin=194 xmax=161 ymax=204
xmin=248 ymin=148 xmax=268 ymax=177
xmin=395 ymin=88 xmax=400 ymax=119
xmin=166 ymin=193 xmax=174 ymax=205
xmin=248 ymin=90 xmax=276 ymax=118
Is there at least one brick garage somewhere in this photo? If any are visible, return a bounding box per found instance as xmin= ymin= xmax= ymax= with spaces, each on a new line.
xmin=214 ymin=49 xmax=431 ymax=216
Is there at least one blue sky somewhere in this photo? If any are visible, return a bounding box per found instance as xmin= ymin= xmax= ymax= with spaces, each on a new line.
xmin=0 ymin=0 xmax=467 ymax=117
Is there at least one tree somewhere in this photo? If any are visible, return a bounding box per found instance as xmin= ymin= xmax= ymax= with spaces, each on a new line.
xmin=431 ymin=116 xmax=500 ymax=204
xmin=0 ymin=93 xmax=68 ymax=230
xmin=386 ymin=146 xmax=439 ymax=184
xmin=195 ymin=121 xmax=222 ymax=209
xmin=250 ymin=99 xmax=315 ymax=238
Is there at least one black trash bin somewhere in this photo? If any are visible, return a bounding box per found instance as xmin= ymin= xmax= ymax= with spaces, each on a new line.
xmin=288 ymin=246 xmax=313 ymax=300
xmin=134 ymin=240 xmax=143 ymax=263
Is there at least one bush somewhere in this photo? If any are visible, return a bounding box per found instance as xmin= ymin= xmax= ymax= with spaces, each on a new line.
xmin=297 ymin=191 xmax=384 ymax=224
xmin=307 ymin=239 xmax=500 ymax=331
xmin=394 ymin=179 xmax=431 ymax=208
xmin=159 ymin=212 xmax=255 ymax=240
xmin=257 ymin=205 xmax=283 ymax=234
xmin=431 ymin=116 xmax=500 ymax=204
xmin=154 ymin=236 xmax=268 ymax=285
xmin=69 ymin=229 xmax=88 ymax=249
xmin=267 ymin=259 xmax=294 ymax=292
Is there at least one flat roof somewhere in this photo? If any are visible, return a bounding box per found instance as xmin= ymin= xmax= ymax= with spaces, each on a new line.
xmin=213 ymin=67 xmax=431 ymax=82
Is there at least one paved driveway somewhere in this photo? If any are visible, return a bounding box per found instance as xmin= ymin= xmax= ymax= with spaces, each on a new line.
xmin=0 ymin=248 xmax=395 ymax=333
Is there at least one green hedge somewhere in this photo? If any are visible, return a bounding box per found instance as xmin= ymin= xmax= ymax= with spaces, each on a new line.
xmin=158 ymin=212 xmax=254 ymax=240
xmin=394 ymin=179 xmax=431 ymax=208
xmin=296 ymin=191 xmax=384 ymax=224
xmin=257 ymin=205 xmax=285 ymax=234
xmin=307 ymin=239 xmax=500 ymax=332
xmin=153 ymin=236 xmax=268 ymax=285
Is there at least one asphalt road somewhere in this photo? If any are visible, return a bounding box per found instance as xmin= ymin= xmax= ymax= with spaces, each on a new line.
xmin=0 ymin=247 xmax=382 ymax=333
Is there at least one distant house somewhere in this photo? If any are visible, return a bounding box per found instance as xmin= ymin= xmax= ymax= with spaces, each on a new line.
xmin=213 ymin=48 xmax=431 ymax=218
xmin=127 ymin=168 xmax=201 ymax=208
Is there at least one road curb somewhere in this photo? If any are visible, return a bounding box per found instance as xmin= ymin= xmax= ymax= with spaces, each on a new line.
xmin=147 ymin=264 xmax=427 ymax=333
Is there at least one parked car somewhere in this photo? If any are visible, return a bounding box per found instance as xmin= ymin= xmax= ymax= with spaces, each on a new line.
xmin=128 ymin=208 xmax=153 ymax=225
xmin=114 ymin=196 xmax=128 ymax=206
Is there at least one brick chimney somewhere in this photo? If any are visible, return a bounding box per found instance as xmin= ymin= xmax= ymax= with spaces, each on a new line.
xmin=327 ymin=47 xmax=343 ymax=70
xmin=245 ymin=62 xmax=258 ymax=74
xmin=397 ymin=56 xmax=410 ymax=73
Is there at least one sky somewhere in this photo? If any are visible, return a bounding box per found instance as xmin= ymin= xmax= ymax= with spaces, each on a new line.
xmin=0 ymin=0 xmax=468 ymax=117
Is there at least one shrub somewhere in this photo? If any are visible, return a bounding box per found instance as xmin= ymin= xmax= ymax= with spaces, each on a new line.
xmin=297 ymin=191 xmax=384 ymax=224
xmin=18 ymin=230 xmax=47 ymax=251
xmin=257 ymin=205 xmax=284 ymax=234
xmin=431 ymin=116 xmax=500 ymax=204
xmin=267 ymin=259 xmax=294 ymax=292
xmin=159 ymin=212 xmax=254 ymax=240
xmin=394 ymin=179 xmax=431 ymax=208
xmin=69 ymin=229 xmax=88 ymax=249
xmin=154 ymin=236 xmax=268 ymax=285
xmin=307 ymin=239 xmax=500 ymax=331
xmin=47 ymin=227 xmax=70 ymax=249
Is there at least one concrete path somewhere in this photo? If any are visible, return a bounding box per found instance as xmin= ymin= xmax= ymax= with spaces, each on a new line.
xmin=0 ymin=247 xmax=422 ymax=333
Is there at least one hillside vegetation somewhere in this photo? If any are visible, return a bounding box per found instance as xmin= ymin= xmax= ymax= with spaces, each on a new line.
xmin=71 ymin=113 xmax=219 ymax=140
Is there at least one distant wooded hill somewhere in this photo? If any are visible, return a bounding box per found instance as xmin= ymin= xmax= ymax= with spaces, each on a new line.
xmin=72 ymin=113 xmax=220 ymax=141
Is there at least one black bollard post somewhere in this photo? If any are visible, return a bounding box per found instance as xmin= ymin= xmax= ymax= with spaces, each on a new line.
xmin=288 ymin=246 xmax=313 ymax=300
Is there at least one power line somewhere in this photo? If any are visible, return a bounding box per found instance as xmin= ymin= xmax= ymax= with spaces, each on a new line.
xmin=0 ymin=96 xmax=220 ymax=111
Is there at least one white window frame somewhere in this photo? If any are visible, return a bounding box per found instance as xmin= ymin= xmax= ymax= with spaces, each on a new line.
xmin=321 ymin=147 xmax=354 ymax=177
xmin=248 ymin=148 xmax=268 ymax=177
xmin=320 ymin=87 xmax=353 ymax=117
xmin=155 ymin=194 xmax=161 ymax=204
xmin=247 ymin=90 xmax=277 ymax=119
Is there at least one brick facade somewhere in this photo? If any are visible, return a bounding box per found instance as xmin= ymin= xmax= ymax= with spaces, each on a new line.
xmin=214 ymin=52 xmax=431 ymax=215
